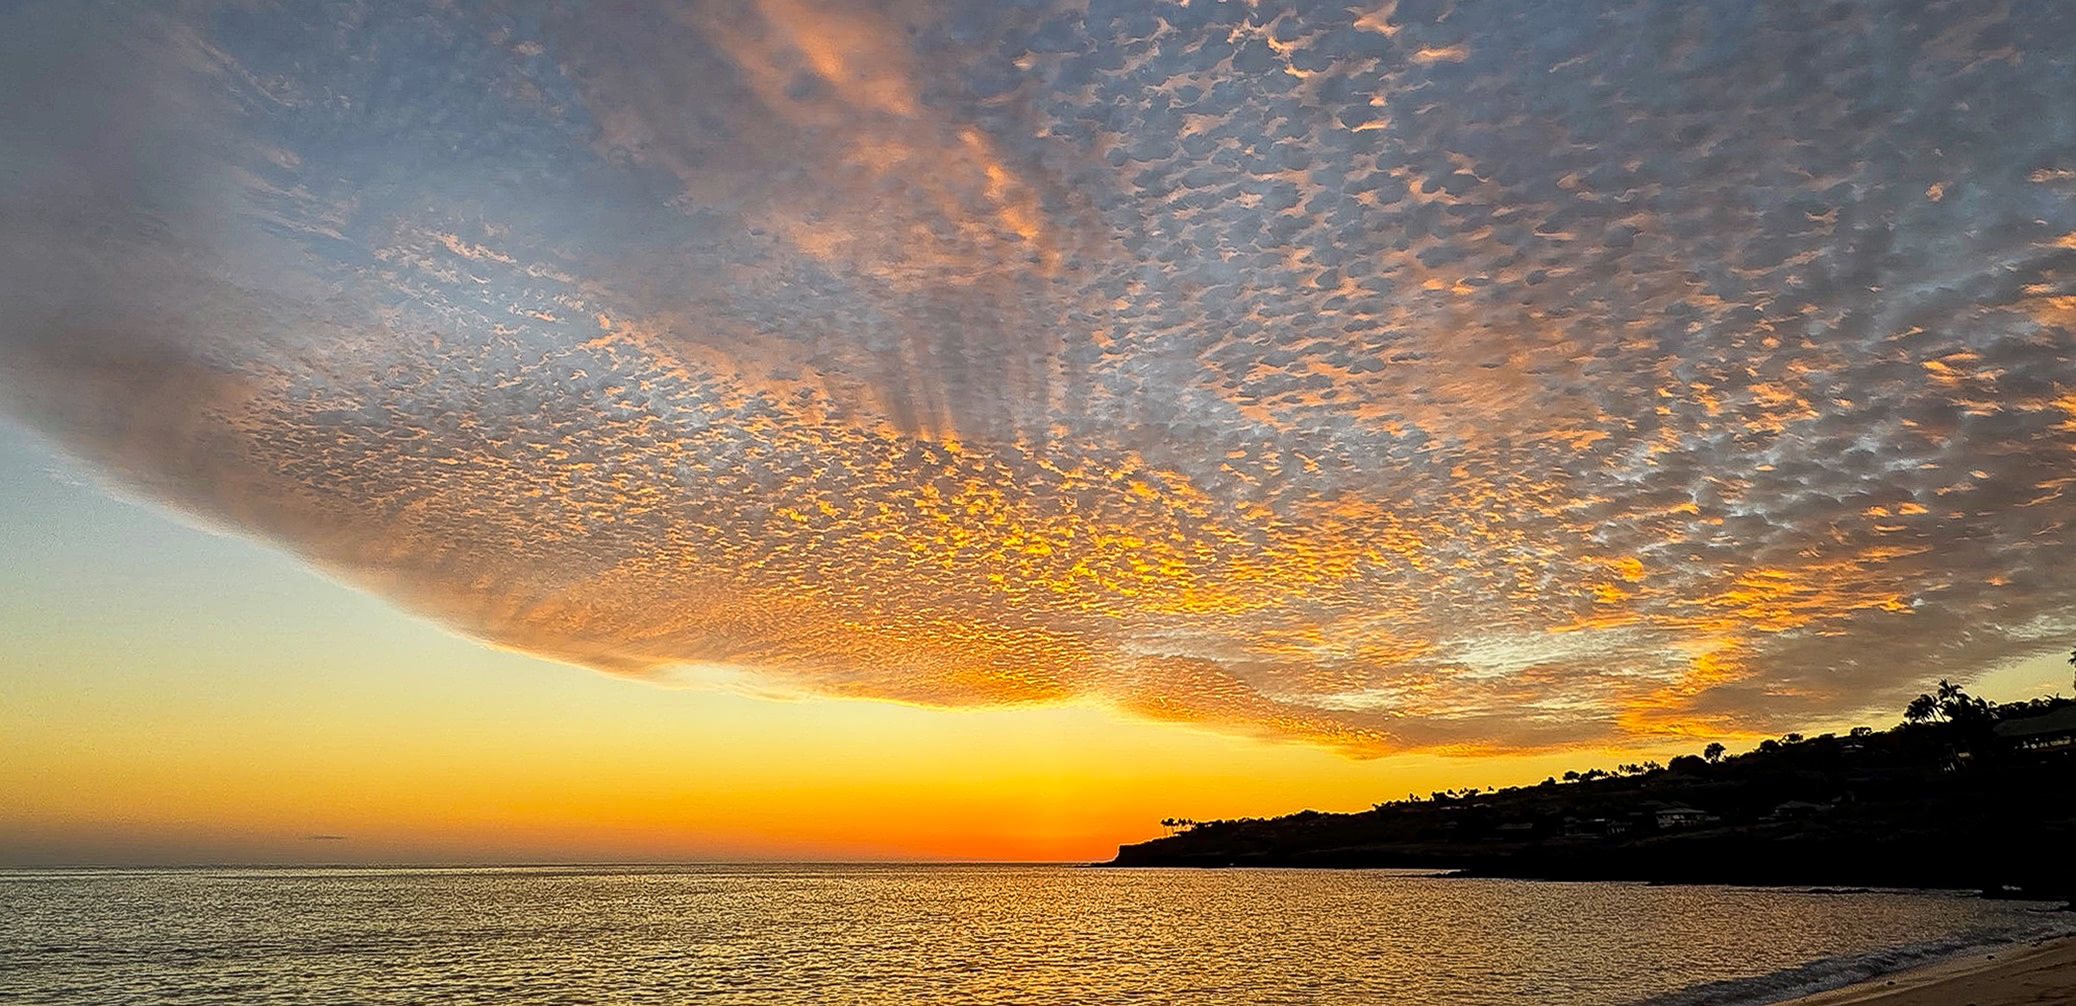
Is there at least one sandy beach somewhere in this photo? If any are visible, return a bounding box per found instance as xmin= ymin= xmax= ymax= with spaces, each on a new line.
xmin=1782 ymin=935 xmax=2076 ymax=1006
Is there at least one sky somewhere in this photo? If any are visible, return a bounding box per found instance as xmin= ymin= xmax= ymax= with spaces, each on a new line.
xmin=2 ymin=0 xmax=2075 ymax=864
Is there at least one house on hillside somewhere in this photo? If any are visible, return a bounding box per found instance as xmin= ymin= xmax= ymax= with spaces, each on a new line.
xmin=1994 ymin=706 xmax=2076 ymax=755
xmin=1766 ymin=800 xmax=1831 ymax=821
xmin=1654 ymin=805 xmax=1717 ymax=830
xmin=1562 ymin=816 xmax=1631 ymax=838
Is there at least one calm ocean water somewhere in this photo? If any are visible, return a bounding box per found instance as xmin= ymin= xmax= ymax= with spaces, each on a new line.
xmin=1 ymin=865 xmax=2068 ymax=1005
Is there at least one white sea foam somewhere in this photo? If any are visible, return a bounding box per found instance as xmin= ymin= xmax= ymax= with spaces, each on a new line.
xmin=1629 ymin=912 xmax=2076 ymax=1006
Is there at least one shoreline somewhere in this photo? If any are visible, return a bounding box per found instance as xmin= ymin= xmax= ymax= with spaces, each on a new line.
xmin=1770 ymin=934 xmax=2076 ymax=1006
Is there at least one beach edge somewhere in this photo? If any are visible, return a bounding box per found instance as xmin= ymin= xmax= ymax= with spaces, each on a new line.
xmin=1770 ymin=933 xmax=2076 ymax=1006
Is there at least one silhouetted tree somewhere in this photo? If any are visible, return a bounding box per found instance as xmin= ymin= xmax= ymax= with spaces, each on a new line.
xmin=1703 ymin=742 xmax=1726 ymax=763
xmin=1905 ymin=693 xmax=1940 ymax=724
xmin=1902 ymin=681 xmax=1995 ymax=740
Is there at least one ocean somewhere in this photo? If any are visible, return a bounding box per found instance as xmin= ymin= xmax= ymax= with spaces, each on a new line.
xmin=2 ymin=865 xmax=2068 ymax=1005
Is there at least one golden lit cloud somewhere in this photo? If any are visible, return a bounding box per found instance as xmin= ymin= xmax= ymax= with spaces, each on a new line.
xmin=4 ymin=0 xmax=2076 ymax=755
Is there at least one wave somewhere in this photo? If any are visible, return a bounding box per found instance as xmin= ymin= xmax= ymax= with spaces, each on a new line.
xmin=1627 ymin=914 xmax=2076 ymax=1006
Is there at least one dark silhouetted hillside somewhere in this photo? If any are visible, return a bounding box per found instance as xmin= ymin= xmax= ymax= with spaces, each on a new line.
xmin=1107 ymin=685 xmax=2076 ymax=898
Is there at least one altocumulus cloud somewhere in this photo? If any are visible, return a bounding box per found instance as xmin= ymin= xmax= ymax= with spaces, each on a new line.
xmin=3 ymin=0 xmax=2075 ymax=754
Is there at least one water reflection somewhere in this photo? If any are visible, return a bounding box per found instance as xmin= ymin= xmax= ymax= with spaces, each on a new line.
xmin=1 ymin=866 xmax=2066 ymax=1005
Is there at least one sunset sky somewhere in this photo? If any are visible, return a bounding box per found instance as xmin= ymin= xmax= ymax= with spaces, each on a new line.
xmin=3 ymin=0 xmax=2075 ymax=864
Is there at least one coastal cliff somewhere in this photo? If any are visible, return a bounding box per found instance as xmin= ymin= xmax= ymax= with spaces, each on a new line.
xmin=1108 ymin=698 xmax=2076 ymax=898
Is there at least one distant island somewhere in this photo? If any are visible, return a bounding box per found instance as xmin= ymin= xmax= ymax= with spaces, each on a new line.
xmin=1107 ymin=677 xmax=2076 ymax=901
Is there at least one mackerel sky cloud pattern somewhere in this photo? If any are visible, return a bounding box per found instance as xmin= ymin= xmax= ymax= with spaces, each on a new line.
xmin=4 ymin=0 xmax=2075 ymax=753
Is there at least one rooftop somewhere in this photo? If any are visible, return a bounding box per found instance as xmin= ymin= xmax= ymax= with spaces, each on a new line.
xmin=1993 ymin=706 xmax=2076 ymax=739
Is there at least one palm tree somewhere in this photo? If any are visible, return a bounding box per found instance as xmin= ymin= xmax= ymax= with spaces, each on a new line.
xmin=1905 ymin=693 xmax=1940 ymax=723
xmin=1928 ymin=680 xmax=1992 ymax=726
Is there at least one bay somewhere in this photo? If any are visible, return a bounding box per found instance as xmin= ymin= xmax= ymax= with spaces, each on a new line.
xmin=2 ymin=865 xmax=2067 ymax=1005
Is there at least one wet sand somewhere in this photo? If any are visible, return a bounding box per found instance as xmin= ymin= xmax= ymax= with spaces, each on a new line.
xmin=1781 ymin=935 xmax=2076 ymax=1006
